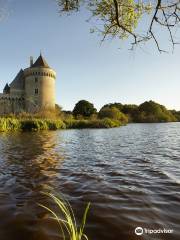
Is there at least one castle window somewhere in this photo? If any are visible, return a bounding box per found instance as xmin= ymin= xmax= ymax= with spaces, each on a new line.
xmin=35 ymin=89 xmax=39 ymax=94
xmin=35 ymin=77 xmax=38 ymax=83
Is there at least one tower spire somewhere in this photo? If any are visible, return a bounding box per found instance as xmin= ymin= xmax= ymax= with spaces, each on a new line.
xmin=30 ymin=56 xmax=33 ymax=67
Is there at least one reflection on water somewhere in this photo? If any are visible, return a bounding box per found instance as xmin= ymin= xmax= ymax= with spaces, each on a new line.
xmin=0 ymin=123 xmax=180 ymax=240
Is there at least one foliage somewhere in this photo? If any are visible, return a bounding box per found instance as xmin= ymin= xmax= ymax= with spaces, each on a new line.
xmin=121 ymin=104 xmax=139 ymax=122
xmin=21 ymin=119 xmax=66 ymax=131
xmin=100 ymin=100 xmax=179 ymax=123
xmin=0 ymin=100 xmax=179 ymax=132
xmin=73 ymin=100 xmax=97 ymax=118
xmin=0 ymin=118 xmax=66 ymax=132
xmin=56 ymin=0 xmax=180 ymax=51
xmin=39 ymin=192 xmax=90 ymax=240
xmin=98 ymin=107 xmax=128 ymax=123
xmin=65 ymin=118 xmax=122 ymax=129
xmin=0 ymin=118 xmax=21 ymax=132
xmin=101 ymin=103 xmax=124 ymax=112
xmin=136 ymin=100 xmax=177 ymax=122
xmin=170 ymin=110 xmax=180 ymax=121
xmin=17 ymin=108 xmax=63 ymax=120
xmin=0 ymin=1 xmax=179 ymax=51
xmin=55 ymin=104 xmax=64 ymax=117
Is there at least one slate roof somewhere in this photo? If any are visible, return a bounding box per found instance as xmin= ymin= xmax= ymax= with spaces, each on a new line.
xmin=9 ymin=69 xmax=25 ymax=90
xmin=32 ymin=54 xmax=50 ymax=68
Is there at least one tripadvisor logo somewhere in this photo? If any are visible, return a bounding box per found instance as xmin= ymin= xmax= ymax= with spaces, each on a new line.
xmin=135 ymin=226 xmax=173 ymax=235
xmin=135 ymin=227 xmax=143 ymax=235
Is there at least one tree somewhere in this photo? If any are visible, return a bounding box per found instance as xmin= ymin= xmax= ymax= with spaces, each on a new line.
xmin=73 ymin=100 xmax=97 ymax=117
xmin=170 ymin=110 xmax=180 ymax=121
xmin=98 ymin=106 xmax=128 ymax=123
xmin=100 ymin=103 xmax=139 ymax=122
xmin=101 ymin=102 xmax=124 ymax=112
xmin=57 ymin=0 xmax=180 ymax=52
xmin=100 ymin=101 xmax=178 ymax=123
xmin=137 ymin=100 xmax=177 ymax=122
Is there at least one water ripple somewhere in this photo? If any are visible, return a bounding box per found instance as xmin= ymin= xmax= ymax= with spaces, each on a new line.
xmin=0 ymin=124 xmax=180 ymax=239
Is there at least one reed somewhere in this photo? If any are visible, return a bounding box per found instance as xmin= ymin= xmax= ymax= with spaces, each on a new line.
xmin=0 ymin=116 xmax=123 ymax=132
xmin=20 ymin=118 xmax=66 ymax=131
xmin=0 ymin=117 xmax=66 ymax=132
xmin=65 ymin=118 xmax=122 ymax=129
xmin=39 ymin=192 xmax=90 ymax=240
xmin=0 ymin=118 xmax=21 ymax=132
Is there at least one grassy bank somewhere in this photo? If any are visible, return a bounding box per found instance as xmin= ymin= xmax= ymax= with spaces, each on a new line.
xmin=0 ymin=117 xmax=124 ymax=132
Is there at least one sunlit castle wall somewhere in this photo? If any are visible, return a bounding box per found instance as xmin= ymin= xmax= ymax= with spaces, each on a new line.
xmin=24 ymin=66 xmax=56 ymax=113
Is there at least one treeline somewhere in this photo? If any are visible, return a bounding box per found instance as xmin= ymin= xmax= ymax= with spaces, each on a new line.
xmin=62 ymin=100 xmax=180 ymax=123
xmin=0 ymin=100 xmax=179 ymax=132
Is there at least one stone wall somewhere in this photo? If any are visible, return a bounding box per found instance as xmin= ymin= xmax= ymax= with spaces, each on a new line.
xmin=0 ymin=95 xmax=25 ymax=115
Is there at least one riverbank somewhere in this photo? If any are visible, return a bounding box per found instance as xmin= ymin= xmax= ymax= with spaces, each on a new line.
xmin=0 ymin=117 xmax=123 ymax=132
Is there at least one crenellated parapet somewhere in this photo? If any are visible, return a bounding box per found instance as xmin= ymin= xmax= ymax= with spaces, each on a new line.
xmin=24 ymin=67 xmax=56 ymax=79
xmin=0 ymin=94 xmax=25 ymax=114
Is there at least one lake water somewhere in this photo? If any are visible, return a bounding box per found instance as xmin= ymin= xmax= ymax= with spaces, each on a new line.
xmin=0 ymin=123 xmax=180 ymax=240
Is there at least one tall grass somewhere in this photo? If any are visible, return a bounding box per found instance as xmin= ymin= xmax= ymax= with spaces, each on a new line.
xmin=21 ymin=119 xmax=66 ymax=131
xmin=65 ymin=118 xmax=122 ymax=129
xmin=0 ymin=118 xmax=21 ymax=132
xmin=39 ymin=192 xmax=90 ymax=240
xmin=0 ymin=117 xmax=123 ymax=132
xmin=0 ymin=118 xmax=66 ymax=132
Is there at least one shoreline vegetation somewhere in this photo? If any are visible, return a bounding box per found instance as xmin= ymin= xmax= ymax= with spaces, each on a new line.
xmin=0 ymin=100 xmax=179 ymax=132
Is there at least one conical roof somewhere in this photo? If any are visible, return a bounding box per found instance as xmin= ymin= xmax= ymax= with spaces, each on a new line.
xmin=3 ymin=83 xmax=10 ymax=94
xmin=32 ymin=54 xmax=50 ymax=68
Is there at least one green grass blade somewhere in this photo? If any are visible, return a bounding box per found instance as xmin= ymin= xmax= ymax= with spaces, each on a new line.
xmin=79 ymin=203 xmax=90 ymax=240
xmin=39 ymin=192 xmax=90 ymax=240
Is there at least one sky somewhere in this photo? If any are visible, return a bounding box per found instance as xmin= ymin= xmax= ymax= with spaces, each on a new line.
xmin=0 ymin=0 xmax=180 ymax=111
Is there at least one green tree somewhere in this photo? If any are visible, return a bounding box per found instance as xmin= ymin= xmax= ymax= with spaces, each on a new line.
xmin=101 ymin=103 xmax=124 ymax=112
xmin=57 ymin=0 xmax=180 ymax=51
xmin=73 ymin=100 xmax=97 ymax=118
xmin=98 ymin=106 xmax=128 ymax=123
xmin=137 ymin=100 xmax=176 ymax=122
xmin=100 ymin=103 xmax=139 ymax=122
xmin=121 ymin=104 xmax=139 ymax=122
xmin=170 ymin=110 xmax=180 ymax=121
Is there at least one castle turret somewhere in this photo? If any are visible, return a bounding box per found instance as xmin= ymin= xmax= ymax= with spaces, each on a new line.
xmin=23 ymin=54 xmax=56 ymax=112
xmin=3 ymin=83 xmax=10 ymax=94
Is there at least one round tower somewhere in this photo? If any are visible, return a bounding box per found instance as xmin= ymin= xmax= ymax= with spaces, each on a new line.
xmin=23 ymin=54 xmax=56 ymax=112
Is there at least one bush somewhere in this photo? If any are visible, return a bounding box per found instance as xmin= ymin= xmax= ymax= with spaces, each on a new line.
xmin=98 ymin=107 xmax=128 ymax=123
xmin=64 ymin=118 xmax=122 ymax=129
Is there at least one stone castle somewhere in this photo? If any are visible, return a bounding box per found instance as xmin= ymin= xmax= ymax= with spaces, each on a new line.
xmin=0 ymin=54 xmax=56 ymax=115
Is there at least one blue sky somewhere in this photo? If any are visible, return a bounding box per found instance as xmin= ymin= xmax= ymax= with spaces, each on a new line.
xmin=0 ymin=0 xmax=180 ymax=111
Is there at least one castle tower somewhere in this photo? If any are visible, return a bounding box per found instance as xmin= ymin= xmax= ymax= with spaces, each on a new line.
xmin=23 ymin=54 xmax=56 ymax=112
